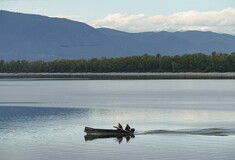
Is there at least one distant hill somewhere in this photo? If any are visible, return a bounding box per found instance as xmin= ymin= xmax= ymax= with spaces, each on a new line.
xmin=1 ymin=10 xmax=235 ymax=60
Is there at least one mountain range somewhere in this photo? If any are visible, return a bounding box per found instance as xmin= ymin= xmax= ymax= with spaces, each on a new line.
xmin=1 ymin=10 xmax=235 ymax=60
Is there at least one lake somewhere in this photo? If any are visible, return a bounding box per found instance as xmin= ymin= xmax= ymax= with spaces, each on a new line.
xmin=0 ymin=79 xmax=235 ymax=160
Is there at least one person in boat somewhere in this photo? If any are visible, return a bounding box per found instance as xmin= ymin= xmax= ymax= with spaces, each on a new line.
xmin=117 ymin=123 xmax=123 ymax=130
xmin=125 ymin=124 xmax=131 ymax=131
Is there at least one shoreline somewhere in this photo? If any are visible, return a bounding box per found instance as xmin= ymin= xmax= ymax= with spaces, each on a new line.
xmin=0 ymin=72 xmax=235 ymax=79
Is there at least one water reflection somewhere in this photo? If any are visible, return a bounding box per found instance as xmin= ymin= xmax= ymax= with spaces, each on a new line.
xmin=0 ymin=106 xmax=88 ymax=123
xmin=1 ymin=106 xmax=235 ymax=160
xmin=0 ymin=106 xmax=89 ymax=138
xmin=1 ymin=106 xmax=235 ymax=134
xmin=84 ymin=135 xmax=135 ymax=144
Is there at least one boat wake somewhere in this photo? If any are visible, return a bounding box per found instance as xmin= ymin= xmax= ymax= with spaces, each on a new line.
xmin=136 ymin=128 xmax=235 ymax=136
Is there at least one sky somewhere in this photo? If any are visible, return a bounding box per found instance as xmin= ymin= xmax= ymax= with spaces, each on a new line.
xmin=1 ymin=0 xmax=235 ymax=34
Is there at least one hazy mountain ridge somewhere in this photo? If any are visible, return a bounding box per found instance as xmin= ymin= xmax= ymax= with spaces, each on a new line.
xmin=1 ymin=10 xmax=235 ymax=60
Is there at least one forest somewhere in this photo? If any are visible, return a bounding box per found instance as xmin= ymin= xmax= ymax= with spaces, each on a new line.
xmin=0 ymin=52 xmax=235 ymax=73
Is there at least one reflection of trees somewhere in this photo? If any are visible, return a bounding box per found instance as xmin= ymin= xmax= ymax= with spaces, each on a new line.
xmin=0 ymin=107 xmax=89 ymax=123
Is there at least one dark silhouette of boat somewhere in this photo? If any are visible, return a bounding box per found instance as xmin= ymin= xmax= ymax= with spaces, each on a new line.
xmin=84 ymin=126 xmax=135 ymax=136
xmin=84 ymin=134 xmax=135 ymax=143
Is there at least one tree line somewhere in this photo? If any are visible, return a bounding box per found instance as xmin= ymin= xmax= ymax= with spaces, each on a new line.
xmin=0 ymin=52 xmax=235 ymax=73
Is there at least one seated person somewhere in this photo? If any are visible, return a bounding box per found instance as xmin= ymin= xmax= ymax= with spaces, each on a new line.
xmin=117 ymin=123 xmax=123 ymax=130
xmin=125 ymin=124 xmax=131 ymax=131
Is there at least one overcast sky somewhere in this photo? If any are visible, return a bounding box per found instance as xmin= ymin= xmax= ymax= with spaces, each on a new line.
xmin=1 ymin=0 xmax=235 ymax=34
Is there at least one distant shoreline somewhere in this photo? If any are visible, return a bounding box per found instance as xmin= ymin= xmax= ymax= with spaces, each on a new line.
xmin=0 ymin=73 xmax=235 ymax=79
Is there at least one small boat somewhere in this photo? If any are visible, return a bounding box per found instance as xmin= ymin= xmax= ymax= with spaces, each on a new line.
xmin=84 ymin=126 xmax=135 ymax=136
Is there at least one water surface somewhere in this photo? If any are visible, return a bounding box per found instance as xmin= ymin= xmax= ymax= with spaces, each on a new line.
xmin=0 ymin=80 xmax=235 ymax=160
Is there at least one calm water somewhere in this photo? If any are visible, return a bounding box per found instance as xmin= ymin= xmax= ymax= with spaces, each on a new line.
xmin=0 ymin=79 xmax=235 ymax=160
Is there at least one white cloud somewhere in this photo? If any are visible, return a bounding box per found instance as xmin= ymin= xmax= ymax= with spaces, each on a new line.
xmin=91 ymin=8 xmax=235 ymax=35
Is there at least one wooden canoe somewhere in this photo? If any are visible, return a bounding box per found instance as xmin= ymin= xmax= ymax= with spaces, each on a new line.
xmin=84 ymin=126 xmax=135 ymax=136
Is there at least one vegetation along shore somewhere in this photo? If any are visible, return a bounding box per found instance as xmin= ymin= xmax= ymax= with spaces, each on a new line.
xmin=0 ymin=72 xmax=235 ymax=79
xmin=0 ymin=52 xmax=235 ymax=79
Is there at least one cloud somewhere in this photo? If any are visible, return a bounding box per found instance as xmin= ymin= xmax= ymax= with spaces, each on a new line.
xmin=92 ymin=8 xmax=235 ymax=35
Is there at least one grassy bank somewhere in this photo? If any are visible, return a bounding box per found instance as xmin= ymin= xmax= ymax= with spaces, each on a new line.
xmin=0 ymin=72 xmax=235 ymax=80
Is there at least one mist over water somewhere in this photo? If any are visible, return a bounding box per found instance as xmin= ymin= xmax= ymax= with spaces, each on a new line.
xmin=0 ymin=80 xmax=235 ymax=160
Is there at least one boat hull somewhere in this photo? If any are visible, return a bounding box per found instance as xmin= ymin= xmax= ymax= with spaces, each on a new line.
xmin=84 ymin=126 xmax=134 ymax=136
